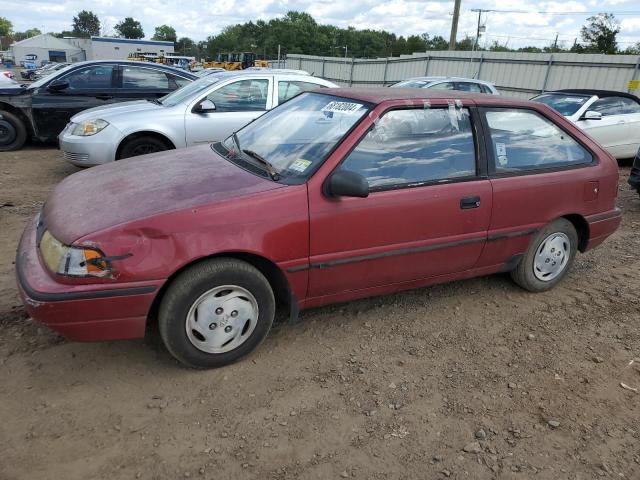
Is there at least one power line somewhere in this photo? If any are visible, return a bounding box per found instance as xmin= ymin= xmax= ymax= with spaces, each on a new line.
xmin=468 ymin=9 xmax=640 ymax=16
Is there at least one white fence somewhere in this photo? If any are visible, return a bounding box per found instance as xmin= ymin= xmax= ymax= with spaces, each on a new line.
xmin=281 ymin=51 xmax=640 ymax=99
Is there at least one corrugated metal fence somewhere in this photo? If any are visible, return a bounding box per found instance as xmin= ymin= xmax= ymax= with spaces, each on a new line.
xmin=279 ymin=51 xmax=640 ymax=99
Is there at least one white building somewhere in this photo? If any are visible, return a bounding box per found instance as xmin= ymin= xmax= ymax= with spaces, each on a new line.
xmin=10 ymin=35 xmax=175 ymax=65
xmin=10 ymin=34 xmax=85 ymax=65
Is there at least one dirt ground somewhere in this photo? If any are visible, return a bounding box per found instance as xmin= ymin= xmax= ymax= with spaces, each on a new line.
xmin=1 ymin=146 xmax=639 ymax=480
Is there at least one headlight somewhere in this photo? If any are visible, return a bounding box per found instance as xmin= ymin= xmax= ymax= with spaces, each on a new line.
xmin=39 ymin=230 xmax=110 ymax=277
xmin=71 ymin=119 xmax=109 ymax=136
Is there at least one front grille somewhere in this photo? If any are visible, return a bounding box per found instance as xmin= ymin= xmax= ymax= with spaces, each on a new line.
xmin=62 ymin=151 xmax=89 ymax=163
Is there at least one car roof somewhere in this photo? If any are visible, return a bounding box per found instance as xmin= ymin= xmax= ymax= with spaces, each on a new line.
xmin=550 ymin=89 xmax=640 ymax=102
xmin=315 ymin=87 xmax=519 ymax=106
xmin=63 ymin=60 xmax=197 ymax=78
xmin=207 ymin=70 xmax=323 ymax=80
xmin=401 ymin=76 xmax=494 ymax=85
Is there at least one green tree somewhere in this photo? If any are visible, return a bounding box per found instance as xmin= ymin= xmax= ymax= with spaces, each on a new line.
xmin=115 ymin=17 xmax=144 ymax=39
xmin=153 ymin=25 xmax=176 ymax=42
xmin=624 ymin=42 xmax=640 ymax=55
xmin=11 ymin=28 xmax=42 ymax=42
xmin=0 ymin=16 xmax=12 ymax=37
xmin=580 ymin=13 xmax=619 ymax=54
xmin=176 ymin=37 xmax=195 ymax=55
xmin=72 ymin=10 xmax=101 ymax=38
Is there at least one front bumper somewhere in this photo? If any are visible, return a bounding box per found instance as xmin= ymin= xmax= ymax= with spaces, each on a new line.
xmin=58 ymin=124 xmax=122 ymax=167
xmin=15 ymin=216 xmax=162 ymax=342
xmin=628 ymin=148 xmax=640 ymax=193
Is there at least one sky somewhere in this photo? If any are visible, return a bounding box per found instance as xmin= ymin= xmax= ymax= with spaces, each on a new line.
xmin=2 ymin=0 xmax=640 ymax=50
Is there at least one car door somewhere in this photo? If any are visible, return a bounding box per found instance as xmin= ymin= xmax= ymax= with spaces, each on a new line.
xmin=576 ymin=96 xmax=632 ymax=157
xmin=30 ymin=63 xmax=118 ymax=140
xmin=616 ymin=96 xmax=640 ymax=157
xmin=306 ymin=101 xmax=492 ymax=298
xmin=184 ymin=77 xmax=273 ymax=145
xmin=115 ymin=64 xmax=191 ymax=101
xmin=477 ymin=107 xmax=599 ymax=268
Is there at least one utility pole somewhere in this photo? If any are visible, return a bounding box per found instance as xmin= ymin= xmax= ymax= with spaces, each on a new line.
xmin=471 ymin=9 xmax=485 ymax=51
xmin=449 ymin=0 xmax=461 ymax=50
xmin=277 ymin=44 xmax=281 ymax=68
xmin=552 ymin=33 xmax=558 ymax=51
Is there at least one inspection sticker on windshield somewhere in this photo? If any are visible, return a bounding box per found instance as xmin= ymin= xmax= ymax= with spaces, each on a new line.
xmin=290 ymin=159 xmax=312 ymax=173
xmin=321 ymin=101 xmax=363 ymax=114
xmin=496 ymin=142 xmax=507 ymax=157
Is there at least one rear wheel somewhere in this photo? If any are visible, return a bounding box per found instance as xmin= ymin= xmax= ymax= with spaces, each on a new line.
xmin=118 ymin=136 xmax=169 ymax=159
xmin=510 ymin=218 xmax=578 ymax=292
xmin=158 ymin=259 xmax=276 ymax=368
xmin=0 ymin=110 xmax=27 ymax=151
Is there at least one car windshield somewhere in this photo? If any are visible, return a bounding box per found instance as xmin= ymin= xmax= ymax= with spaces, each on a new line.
xmin=219 ymin=92 xmax=370 ymax=182
xmin=531 ymin=93 xmax=591 ymax=116
xmin=28 ymin=63 xmax=76 ymax=89
xmin=159 ymin=76 xmax=220 ymax=106
xmin=391 ymin=79 xmax=430 ymax=88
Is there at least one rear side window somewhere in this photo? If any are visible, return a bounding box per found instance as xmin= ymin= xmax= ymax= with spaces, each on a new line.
xmin=168 ymin=74 xmax=191 ymax=89
xmin=589 ymin=96 xmax=640 ymax=116
xmin=278 ymin=80 xmax=325 ymax=103
xmin=428 ymin=82 xmax=455 ymax=91
xmin=456 ymin=82 xmax=482 ymax=93
xmin=485 ymin=109 xmax=592 ymax=173
xmin=122 ymin=66 xmax=170 ymax=89
xmin=339 ymin=107 xmax=476 ymax=190
xmin=619 ymin=97 xmax=640 ymax=114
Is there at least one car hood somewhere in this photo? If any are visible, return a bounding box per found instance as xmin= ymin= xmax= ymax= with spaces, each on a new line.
xmin=43 ymin=144 xmax=283 ymax=244
xmin=71 ymin=100 xmax=165 ymax=122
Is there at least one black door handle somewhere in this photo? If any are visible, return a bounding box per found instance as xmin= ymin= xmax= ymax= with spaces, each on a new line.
xmin=460 ymin=196 xmax=481 ymax=209
xmin=95 ymin=94 xmax=113 ymax=100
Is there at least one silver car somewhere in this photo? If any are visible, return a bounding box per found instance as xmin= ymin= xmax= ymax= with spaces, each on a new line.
xmin=391 ymin=76 xmax=499 ymax=95
xmin=60 ymin=71 xmax=337 ymax=166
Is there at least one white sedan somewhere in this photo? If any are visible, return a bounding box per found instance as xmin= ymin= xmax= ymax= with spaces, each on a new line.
xmin=531 ymin=89 xmax=640 ymax=159
xmin=59 ymin=71 xmax=337 ymax=166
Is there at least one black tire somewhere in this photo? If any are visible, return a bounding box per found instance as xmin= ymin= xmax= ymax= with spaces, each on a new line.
xmin=158 ymin=258 xmax=276 ymax=368
xmin=510 ymin=218 xmax=578 ymax=292
xmin=118 ymin=136 xmax=169 ymax=159
xmin=0 ymin=110 xmax=27 ymax=151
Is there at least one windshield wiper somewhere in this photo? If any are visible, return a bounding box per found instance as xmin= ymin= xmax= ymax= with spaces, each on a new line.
xmin=242 ymin=148 xmax=280 ymax=181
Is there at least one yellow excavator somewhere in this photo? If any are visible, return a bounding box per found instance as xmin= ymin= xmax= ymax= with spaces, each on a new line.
xmin=204 ymin=52 xmax=268 ymax=71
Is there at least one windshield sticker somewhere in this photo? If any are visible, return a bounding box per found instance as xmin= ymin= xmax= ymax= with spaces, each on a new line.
xmin=498 ymin=155 xmax=509 ymax=166
xmin=290 ymin=159 xmax=312 ymax=173
xmin=496 ymin=142 xmax=507 ymax=157
xmin=321 ymin=101 xmax=363 ymax=115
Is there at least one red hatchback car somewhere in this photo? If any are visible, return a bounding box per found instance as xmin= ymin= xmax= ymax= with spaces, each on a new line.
xmin=17 ymin=88 xmax=621 ymax=368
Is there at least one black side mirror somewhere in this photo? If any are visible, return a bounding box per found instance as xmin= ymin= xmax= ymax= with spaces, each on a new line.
xmin=194 ymin=99 xmax=216 ymax=113
xmin=325 ymin=170 xmax=369 ymax=198
xmin=48 ymin=79 xmax=69 ymax=92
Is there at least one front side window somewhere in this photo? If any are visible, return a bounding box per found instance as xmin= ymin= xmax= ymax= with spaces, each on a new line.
xmin=122 ymin=66 xmax=170 ymax=89
xmin=278 ymin=80 xmax=326 ymax=103
xmin=338 ymin=107 xmax=476 ymax=189
xmin=485 ymin=109 xmax=592 ymax=173
xmin=207 ymin=79 xmax=269 ymax=112
xmin=532 ymin=93 xmax=591 ymax=117
xmin=62 ymin=65 xmax=114 ymax=90
xmin=219 ymin=93 xmax=369 ymax=182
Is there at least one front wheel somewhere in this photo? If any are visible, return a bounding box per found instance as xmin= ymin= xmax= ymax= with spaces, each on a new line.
xmin=118 ymin=136 xmax=169 ymax=159
xmin=510 ymin=218 xmax=578 ymax=292
xmin=158 ymin=259 xmax=276 ymax=368
xmin=0 ymin=110 xmax=27 ymax=151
